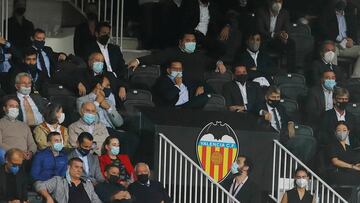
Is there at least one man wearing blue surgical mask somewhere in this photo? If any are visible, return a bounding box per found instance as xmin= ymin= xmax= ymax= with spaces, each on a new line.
xmin=68 ymin=102 xmax=109 ymax=155
xmin=0 ymin=148 xmax=29 ymax=202
xmin=153 ymin=60 xmax=209 ymax=108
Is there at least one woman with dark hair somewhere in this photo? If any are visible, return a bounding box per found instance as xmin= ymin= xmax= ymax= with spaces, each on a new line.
xmin=33 ymin=102 xmax=70 ymax=150
xmin=326 ymin=121 xmax=360 ymax=185
xmin=281 ymin=167 xmax=315 ymax=203
xmin=99 ymin=135 xmax=134 ymax=187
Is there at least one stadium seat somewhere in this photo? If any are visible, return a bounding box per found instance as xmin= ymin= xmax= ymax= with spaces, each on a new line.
xmin=346 ymin=78 xmax=360 ymax=103
xmin=129 ymin=65 xmax=161 ymax=90
xmin=279 ymin=98 xmax=299 ymax=119
xmin=206 ymin=78 xmax=231 ymax=95
xmin=346 ymin=103 xmax=360 ymax=117
xmin=204 ymin=71 xmax=233 ymax=81
xmin=274 ymin=73 xmax=306 ymax=86
xmin=286 ymin=134 xmax=316 ymax=163
xmin=203 ymin=94 xmax=226 ymax=111
xmin=42 ymin=84 xmax=76 ymax=99
xmin=294 ymin=124 xmax=314 ymax=138
xmin=278 ymin=83 xmax=308 ymax=101
xmin=124 ymin=89 xmax=155 ymax=115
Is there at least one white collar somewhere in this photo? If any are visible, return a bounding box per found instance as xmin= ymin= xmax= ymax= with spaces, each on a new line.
xmin=247 ymin=49 xmax=259 ymax=56
xmin=17 ymin=92 xmax=30 ymax=98
xmin=97 ymin=41 xmax=108 ymax=49
xmin=235 ymin=81 xmax=247 ymax=87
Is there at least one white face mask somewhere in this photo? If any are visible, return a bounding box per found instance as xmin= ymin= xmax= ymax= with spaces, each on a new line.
xmin=58 ymin=113 xmax=65 ymax=124
xmin=7 ymin=108 xmax=19 ymax=119
xmin=271 ymin=2 xmax=282 ymax=13
xmin=336 ymin=131 xmax=349 ymax=141
xmin=323 ymin=51 xmax=335 ymax=64
xmin=18 ymin=86 xmax=31 ymax=95
xmin=296 ymin=178 xmax=308 ymax=188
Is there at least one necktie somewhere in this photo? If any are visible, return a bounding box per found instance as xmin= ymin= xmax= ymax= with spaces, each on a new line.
xmin=37 ymin=49 xmax=50 ymax=78
xmin=272 ymin=108 xmax=281 ymax=132
xmin=23 ymin=96 xmax=36 ymax=126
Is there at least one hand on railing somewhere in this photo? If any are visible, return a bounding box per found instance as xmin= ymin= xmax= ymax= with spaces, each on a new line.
xmin=128 ymin=59 xmax=140 ymax=70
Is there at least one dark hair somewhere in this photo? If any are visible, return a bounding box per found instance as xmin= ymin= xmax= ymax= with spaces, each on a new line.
xmin=335 ymin=121 xmax=349 ymax=130
xmin=178 ymin=30 xmax=196 ymax=40
xmin=86 ymin=12 xmax=98 ymax=22
xmin=294 ymin=166 xmax=309 ymax=177
xmin=245 ymin=30 xmax=261 ymax=41
xmin=265 ymin=85 xmax=281 ymax=97
xmin=165 ymin=60 xmax=182 ymax=69
xmin=23 ymin=47 xmax=37 ymax=58
xmin=105 ymin=163 xmax=119 ymax=173
xmin=322 ymin=69 xmax=335 ymax=78
xmin=2 ymin=95 xmax=20 ymax=108
xmin=33 ymin=28 xmax=45 ymax=37
xmin=43 ymin=103 xmax=62 ymax=125
xmin=77 ymin=132 xmax=94 ymax=144
xmin=333 ymin=87 xmax=349 ymax=99
xmin=68 ymin=157 xmax=83 ymax=166
xmin=101 ymin=135 xmax=119 ymax=155
xmin=5 ymin=148 xmax=23 ymax=161
xmin=95 ymin=21 xmax=111 ymax=33
xmin=46 ymin=131 xmax=61 ymax=142
xmin=233 ymin=64 xmax=247 ymax=72
xmin=239 ymin=155 xmax=253 ymax=175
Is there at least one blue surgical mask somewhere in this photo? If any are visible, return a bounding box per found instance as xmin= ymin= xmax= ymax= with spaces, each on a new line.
xmin=184 ymin=42 xmax=196 ymax=53
xmin=82 ymin=113 xmax=96 ymax=125
xmin=324 ymin=79 xmax=336 ymax=90
xmin=92 ymin=62 xmax=104 ymax=74
xmin=110 ymin=146 xmax=120 ymax=156
xmin=231 ymin=162 xmax=239 ymax=174
xmin=53 ymin=142 xmax=64 ymax=152
xmin=9 ymin=165 xmax=20 ymax=175
xmin=170 ymin=71 xmax=183 ymax=78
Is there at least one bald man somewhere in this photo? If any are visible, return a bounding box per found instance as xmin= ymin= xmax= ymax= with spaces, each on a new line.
xmin=128 ymin=163 xmax=171 ymax=203
xmin=68 ymin=101 xmax=109 ymax=154
xmin=0 ymin=148 xmax=29 ymax=202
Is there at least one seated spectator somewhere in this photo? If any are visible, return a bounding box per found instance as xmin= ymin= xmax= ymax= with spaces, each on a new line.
xmin=84 ymin=22 xmax=128 ymax=101
xmin=99 ymin=136 xmax=134 ymax=186
xmin=128 ymin=30 xmax=224 ymax=86
xmin=0 ymin=36 xmax=13 ymax=92
xmin=0 ymin=95 xmax=37 ymax=160
xmin=237 ymin=31 xmax=277 ymax=80
xmin=33 ymin=102 xmax=70 ymax=150
xmin=281 ymin=167 xmax=314 ymax=203
xmin=77 ymin=75 xmax=138 ymax=156
xmin=128 ymin=162 xmax=171 ymax=203
xmin=223 ymin=155 xmax=260 ymax=203
xmin=309 ymin=40 xmax=344 ymax=87
xmin=15 ymin=72 xmax=47 ymax=126
xmin=68 ymin=132 xmax=104 ymax=184
xmin=320 ymin=0 xmax=360 ymax=78
xmin=74 ymin=10 xmax=98 ymax=59
xmin=69 ymin=101 xmax=109 ymax=154
xmin=153 ymin=60 xmax=209 ymax=108
xmin=31 ymin=132 xmax=67 ymax=181
xmin=256 ymin=0 xmax=296 ymax=72
xmin=35 ymin=157 xmax=102 ymax=203
xmin=95 ymin=164 xmax=133 ymax=203
xmin=306 ymin=70 xmax=337 ymax=133
xmin=320 ymin=87 xmax=358 ymax=146
xmin=0 ymin=148 xmax=29 ymax=202
xmin=222 ymin=64 xmax=263 ymax=113
xmin=256 ymin=86 xmax=294 ymax=143
xmin=326 ymin=121 xmax=360 ymax=186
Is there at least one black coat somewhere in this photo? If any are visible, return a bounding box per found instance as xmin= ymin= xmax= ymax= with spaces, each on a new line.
xmin=14 ymin=93 xmax=48 ymax=123
xmin=256 ymin=7 xmax=290 ymax=41
xmin=31 ymin=46 xmax=60 ymax=79
xmin=222 ymin=81 xmax=263 ymax=113
xmin=0 ymin=164 xmax=28 ymax=202
xmin=128 ymin=180 xmax=171 ymax=203
xmin=305 ymin=86 xmax=326 ymax=130
xmin=222 ymin=177 xmax=260 ymax=203
xmin=309 ymin=60 xmax=345 ymax=87
xmin=74 ymin=22 xmax=97 ymax=59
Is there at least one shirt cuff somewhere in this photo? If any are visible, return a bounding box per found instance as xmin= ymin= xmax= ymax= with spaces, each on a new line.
xmin=94 ymin=101 xmax=100 ymax=107
xmin=271 ymin=32 xmax=275 ymax=38
xmin=259 ymin=110 xmax=265 ymax=116
xmin=107 ymin=107 xmax=113 ymax=113
xmin=135 ymin=59 xmax=140 ymax=65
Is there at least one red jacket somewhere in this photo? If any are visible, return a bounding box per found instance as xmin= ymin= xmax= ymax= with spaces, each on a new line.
xmin=98 ymin=154 xmax=134 ymax=178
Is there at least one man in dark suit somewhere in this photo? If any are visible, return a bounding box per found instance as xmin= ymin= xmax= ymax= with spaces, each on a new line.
xmin=306 ymin=70 xmax=337 ymax=135
xmin=320 ymin=0 xmax=360 ymax=77
xmin=309 ymin=40 xmax=345 ymax=87
xmin=153 ymin=60 xmax=209 ymax=108
xmin=256 ymin=0 xmax=296 ymax=72
xmin=74 ymin=12 xmax=98 ymax=59
xmin=320 ymin=87 xmax=359 ymax=147
xmin=222 ymin=64 xmax=263 ymax=113
xmin=223 ymin=155 xmax=260 ymax=203
xmin=14 ymin=72 xmax=47 ymax=126
xmin=237 ymin=31 xmax=277 ymax=80
xmin=84 ymin=22 xmax=128 ymax=101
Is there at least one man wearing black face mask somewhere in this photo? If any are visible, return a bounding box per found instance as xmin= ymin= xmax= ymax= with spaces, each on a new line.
xmin=68 ymin=132 xmax=104 ymax=185
xmin=128 ymin=162 xmax=171 ymax=203
xmin=95 ymin=164 xmax=133 ymax=203
xmin=223 ymin=65 xmax=263 ymax=113
xmin=320 ymin=87 xmax=358 ymax=146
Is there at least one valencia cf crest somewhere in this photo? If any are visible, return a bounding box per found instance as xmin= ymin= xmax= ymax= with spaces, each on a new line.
xmin=196 ymin=121 xmax=239 ymax=183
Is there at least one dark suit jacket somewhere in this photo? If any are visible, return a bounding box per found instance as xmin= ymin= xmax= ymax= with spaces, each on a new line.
xmin=256 ymin=7 xmax=290 ymax=41
xmin=310 ymin=60 xmax=345 ymax=87
xmin=237 ymin=50 xmax=277 ymax=79
xmin=0 ymin=164 xmax=28 ymax=202
xmin=7 ymin=16 xmax=34 ymax=50
xmin=223 ymin=177 xmax=260 ymax=203
xmin=320 ymin=109 xmax=359 ymax=147
xmin=85 ymin=42 xmax=127 ymax=87
xmin=306 ymin=86 xmax=326 ymax=130
xmin=16 ymin=93 xmax=48 ymax=123
xmin=74 ymin=22 xmax=97 ymax=59
xmin=222 ymin=81 xmax=263 ymax=113
xmin=320 ymin=4 xmax=358 ymax=43
xmin=31 ymin=46 xmax=60 ymax=79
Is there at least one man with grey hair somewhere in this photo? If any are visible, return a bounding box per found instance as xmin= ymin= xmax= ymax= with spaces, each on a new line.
xmin=128 ymin=162 xmax=171 ymax=203
xmin=15 ymin=72 xmax=47 ymax=126
xmin=320 ymin=87 xmax=358 ymax=146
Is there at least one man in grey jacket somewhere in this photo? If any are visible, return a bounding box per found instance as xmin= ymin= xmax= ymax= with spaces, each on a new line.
xmin=35 ymin=157 xmax=102 ymax=203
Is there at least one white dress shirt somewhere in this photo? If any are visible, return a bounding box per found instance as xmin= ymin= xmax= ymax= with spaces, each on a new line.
xmin=195 ymin=1 xmax=210 ymax=36
xmin=336 ymin=11 xmax=347 ymax=42
xmin=175 ymin=83 xmax=189 ymax=106
xmin=17 ymin=92 xmax=44 ymax=125
xmin=247 ymin=49 xmax=259 ymax=67
xmin=33 ymin=47 xmax=51 ymax=77
xmin=269 ymin=14 xmax=278 ymax=36
xmin=322 ymin=86 xmax=333 ymax=111
xmin=235 ymin=81 xmax=248 ymax=109
xmin=96 ymin=42 xmax=115 ymax=76
xmin=335 ymin=109 xmax=349 ymax=144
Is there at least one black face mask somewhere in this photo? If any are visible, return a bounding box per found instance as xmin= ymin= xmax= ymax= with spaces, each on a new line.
xmin=98 ymin=35 xmax=110 ymax=46
xmin=78 ymin=148 xmax=90 ymax=156
xmin=108 ymin=175 xmax=120 ymax=184
xmin=103 ymin=87 xmax=112 ymax=98
xmin=33 ymin=40 xmax=45 ymax=50
xmin=267 ymin=99 xmax=280 ymax=108
xmin=235 ymin=74 xmax=248 ymax=85
xmin=15 ymin=7 xmax=26 ymax=15
xmin=335 ymin=1 xmax=346 ymax=11
xmin=336 ymin=101 xmax=348 ymax=110
xmin=137 ymin=174 xmax=149 ymax=184
xmin=27 ymin=64 xmax=38 ymax=72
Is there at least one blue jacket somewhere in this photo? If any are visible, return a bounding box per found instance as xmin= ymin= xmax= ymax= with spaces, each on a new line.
xmin=30 ymin=148 xmax=68 ymax=181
